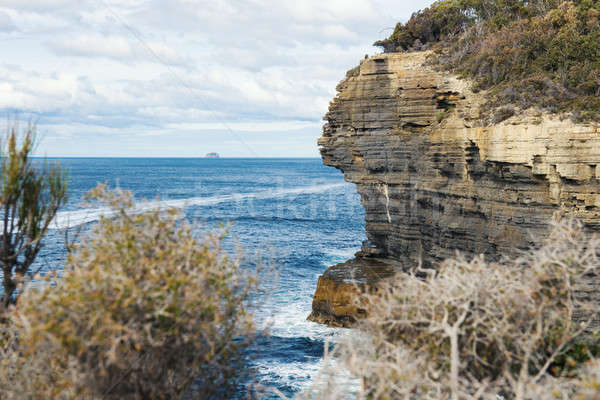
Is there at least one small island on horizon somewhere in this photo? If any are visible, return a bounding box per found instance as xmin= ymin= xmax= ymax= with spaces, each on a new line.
xmin=205 ymin=152 xmax=220 ymax=158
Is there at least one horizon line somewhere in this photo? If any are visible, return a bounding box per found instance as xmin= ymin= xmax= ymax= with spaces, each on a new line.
xmin=30 ymin=156 xmax=323 ymax=159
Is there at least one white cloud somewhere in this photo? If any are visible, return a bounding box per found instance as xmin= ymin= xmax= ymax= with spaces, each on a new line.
xmin=0 ymin=10 xmax=14 ymax=31
xmin=165 ymin=120 xmax=322 ymax=133
xmin=283 ymin=0 xmax=378 ymax=22
xmin=0 ymin=0 xmax=436 ymax=156
xmin=322 ymin=25 xmax=358 ymax=41
xmin=48 ymin=34 xmax=133 ymax=60
xmin=46 ymin=34 xmax=193 ymax=68
xmin=0 ymin=0 xmax=83 ymax=11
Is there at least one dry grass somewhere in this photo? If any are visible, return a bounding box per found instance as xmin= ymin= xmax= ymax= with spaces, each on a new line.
xmin=310 ymin=218 xmax=600 ymax=399
xmin=376 ymin=1 xmax=600 ymax=122
xmin=0 ymin=184 xmax=258 ymax=399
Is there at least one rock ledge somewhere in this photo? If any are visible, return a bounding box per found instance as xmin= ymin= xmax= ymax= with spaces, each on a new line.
xmin=309 ymin=51 xmax=600 ymax=327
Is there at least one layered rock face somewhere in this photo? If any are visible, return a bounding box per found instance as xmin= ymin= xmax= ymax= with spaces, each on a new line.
xmin=308 ymin=51 xmax=600 ymax=326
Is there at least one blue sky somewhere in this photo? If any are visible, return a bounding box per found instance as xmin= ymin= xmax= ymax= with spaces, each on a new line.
xmin=0 ymin=0 xmax=434 ymax=157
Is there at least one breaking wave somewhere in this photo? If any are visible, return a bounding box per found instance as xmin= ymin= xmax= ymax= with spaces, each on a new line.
xmin=52 ymin=183 xmax=348 ymax=229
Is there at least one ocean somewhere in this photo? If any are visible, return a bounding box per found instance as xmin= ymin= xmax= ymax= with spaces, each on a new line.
xmin=32 ymin=158 xmax=365 ymax=398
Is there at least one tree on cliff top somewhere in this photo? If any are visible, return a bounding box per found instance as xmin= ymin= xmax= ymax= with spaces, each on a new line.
xmin=375 ymin=0 xmax=600 ymax=122
xmin=0 ymin=126 xmax=67 ymax=309
xmin=375 ymin=0 xmax=562 ymax=51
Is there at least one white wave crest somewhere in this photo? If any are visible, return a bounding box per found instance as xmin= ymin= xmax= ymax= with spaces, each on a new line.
xmin=52 ymin=183 xmax=349 ymax=229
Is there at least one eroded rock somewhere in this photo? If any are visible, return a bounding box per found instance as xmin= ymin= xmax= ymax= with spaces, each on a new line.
xmin=310 ymin=51 xmax=600 ymax=327
xmin=307 ymin=256 xmax=398 ymax=328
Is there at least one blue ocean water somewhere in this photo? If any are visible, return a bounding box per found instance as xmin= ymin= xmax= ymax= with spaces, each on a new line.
xmin=32 ymin=158 xmax=365 ymax=398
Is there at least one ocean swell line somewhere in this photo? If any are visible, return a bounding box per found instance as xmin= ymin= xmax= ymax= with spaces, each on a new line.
xmin=52 ymin=183 xmax=349 ymax=229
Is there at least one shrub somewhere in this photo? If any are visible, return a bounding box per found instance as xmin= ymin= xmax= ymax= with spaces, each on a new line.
xmin=376 ymin=0 xmax=600 ymax=122
xmin=346 ymin=65 xmax=361 ymax=78
xmin=315 ymin=218 xmax=600 ymax=399
xmin=374 ymin=0 xmax=476 ymax=52
xmin=575 ymin=360 xmax=600 ymax=398
xmin=491 ymin=105 xmax=516 ymax=123
xmin=373 ymin=0 xmax=551 ymax=53
xmin=0 ymin=184 xmax=257 ymax=399
xmin=0 ymin=126 xmax=67 ymax=309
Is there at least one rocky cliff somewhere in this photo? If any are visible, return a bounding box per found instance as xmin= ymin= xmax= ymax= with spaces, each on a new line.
xmin=308 ymin=51 xmax=600 ymax=327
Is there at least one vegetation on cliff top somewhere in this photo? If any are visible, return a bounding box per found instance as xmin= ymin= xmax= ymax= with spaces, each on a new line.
xmin=375 ymin=0 xmax=600 ymax=122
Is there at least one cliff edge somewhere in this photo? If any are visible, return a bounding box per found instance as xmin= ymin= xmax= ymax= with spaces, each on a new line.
xmin=308 ymin=51 xmax=600 ymax=327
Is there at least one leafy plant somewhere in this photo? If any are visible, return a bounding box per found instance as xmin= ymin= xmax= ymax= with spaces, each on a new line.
xmin=0 ymin=185 xmax=257 ymax=399
xmin=491 ymin=105 xmax=516 ymax=123
xmin=0 ymin=126 xmax=67 ymax=309
xmin=375 ymin=0 xmax=600 ymax=122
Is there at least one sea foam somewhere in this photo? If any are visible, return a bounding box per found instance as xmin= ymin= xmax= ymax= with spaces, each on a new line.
xmin=52 ymin=183 xmax=349 ymax=229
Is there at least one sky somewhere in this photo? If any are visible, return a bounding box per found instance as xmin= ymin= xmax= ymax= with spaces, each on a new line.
xmin=0 ymin=0 xmax=434 ymax=157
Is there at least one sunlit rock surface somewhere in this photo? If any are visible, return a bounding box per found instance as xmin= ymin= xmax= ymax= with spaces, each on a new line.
xmin=309 ymin=51 xmax=600 ymax=327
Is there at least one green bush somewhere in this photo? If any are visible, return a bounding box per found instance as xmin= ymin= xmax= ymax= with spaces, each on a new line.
xmin=0 ymin=185 xmax=257 ymax=399
xmin=0 ymin=126 xmax=67 ymax=309
xmin=374 ymin=0 xmax=476 ymax=52
xmin=491 ymin=104 xmax=516 ymax=123
xmin=376 ymin=0 xmax=600 ymax=122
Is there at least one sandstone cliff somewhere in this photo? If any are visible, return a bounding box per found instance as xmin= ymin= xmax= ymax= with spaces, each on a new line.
xmin=308 ymin=51 xmax=600 ymax=327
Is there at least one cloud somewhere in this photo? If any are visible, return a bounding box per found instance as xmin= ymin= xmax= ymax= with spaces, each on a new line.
xmin=46 ymin=34 xmax=193 ymax=69
xmin=48 ymin=34 xmax=133 ymax=60
xmin=0 ymin=0 xmax=83 ymax=11
xmin=165 ymin=120 xmax=322 ymax=133
xmin=0 ymin=10 xmax=14 ymax=31
xmin=0 ymin=0 xmax=436 ymax=156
